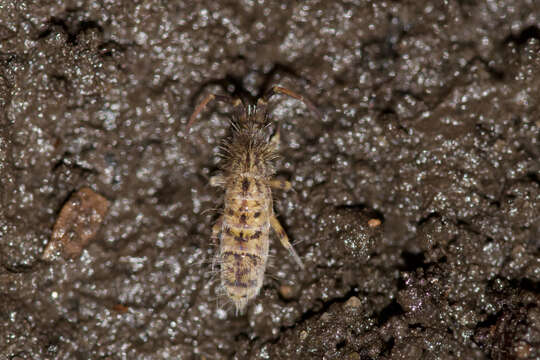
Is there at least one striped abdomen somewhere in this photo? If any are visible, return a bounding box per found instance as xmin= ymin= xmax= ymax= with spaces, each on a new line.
xmin=219 ymin=175 xmax=271 ymax=313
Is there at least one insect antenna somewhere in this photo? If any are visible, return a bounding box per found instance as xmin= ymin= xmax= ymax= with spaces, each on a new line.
xmin=256 ymin=85 xmax=323 ymax=121
xmin=186 ymin=93 xmax=244 ymax=134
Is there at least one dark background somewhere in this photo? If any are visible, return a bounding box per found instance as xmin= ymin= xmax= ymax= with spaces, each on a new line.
xmin=0 ymin=1 xmax=539 ymax=359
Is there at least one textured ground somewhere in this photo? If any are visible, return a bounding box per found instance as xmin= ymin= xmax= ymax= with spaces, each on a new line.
xmin=0 ymin=1 xmax=539 ymax=359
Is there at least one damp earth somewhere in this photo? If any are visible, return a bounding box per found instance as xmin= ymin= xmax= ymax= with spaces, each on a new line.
xmin=1 ymin=1 xmax=539 ymax=359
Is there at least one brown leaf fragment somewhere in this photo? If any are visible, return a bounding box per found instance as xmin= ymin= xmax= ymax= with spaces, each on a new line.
xmin=42 ymin=187 xmax=110 ymax=260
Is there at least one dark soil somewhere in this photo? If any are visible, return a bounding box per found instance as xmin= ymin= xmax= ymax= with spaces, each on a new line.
xmin=1 ymin=1 xmax=539 ymax=359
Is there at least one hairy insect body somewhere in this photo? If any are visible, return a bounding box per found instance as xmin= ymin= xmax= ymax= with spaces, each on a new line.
xmin=188 ymin=86 xmax=319 ymax=314
xmin=220 ymin=174 xmax=272 ymax=312
xmin=216 ymin=126 xmax=277 ymax=313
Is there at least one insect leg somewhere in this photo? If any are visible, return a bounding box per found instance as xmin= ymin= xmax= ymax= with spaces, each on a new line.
xmin=270 ymin=216 xmax=305 ymax=269
xmin=269 ymin=179 xmax=292 ymax=191
xmin=260 ymin=85 xmax=322 ymax=120
xmin=269 ymin=128 xmax=281 ymax=151
xmin=209 ymin=175 xmax=226 ymax=188
xmin=211 ymin=216 xmax=223 ymax=245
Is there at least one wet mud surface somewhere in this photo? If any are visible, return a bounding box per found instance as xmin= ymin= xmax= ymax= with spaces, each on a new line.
xmin=1 ymin=1 xmax=539 ymax=359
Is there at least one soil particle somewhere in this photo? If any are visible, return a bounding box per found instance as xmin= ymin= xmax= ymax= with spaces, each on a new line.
xmin=1 ymin=1 xmax=539 ymax=359
xmin=43 ymin=187 xmax=109 ymax=260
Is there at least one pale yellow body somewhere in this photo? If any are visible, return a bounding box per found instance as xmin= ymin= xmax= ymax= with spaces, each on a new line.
xmin=219 ymin=175 xmax=272 ymax=312
xmin=212 ymin=172 xmax=303 ymax=313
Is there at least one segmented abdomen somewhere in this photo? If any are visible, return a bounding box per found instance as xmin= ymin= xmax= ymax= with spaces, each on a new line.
xmin=219 ymin=175 xmax=271 ymax=313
